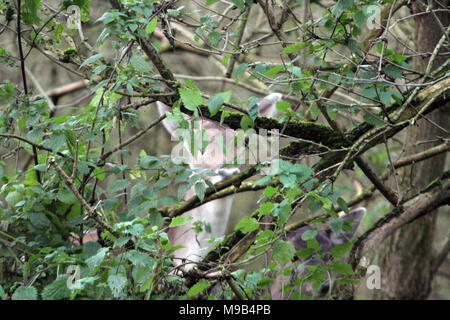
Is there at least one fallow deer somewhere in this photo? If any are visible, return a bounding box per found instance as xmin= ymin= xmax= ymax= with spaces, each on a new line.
xmin=270 ymin=207 xmax=366 ymax=299
xmin=157 ymin=93 xmax=282 ymax=270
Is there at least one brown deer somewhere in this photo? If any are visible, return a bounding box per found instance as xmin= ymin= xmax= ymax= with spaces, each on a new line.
xmin=270 ymin=207 xmax=366 ymax=299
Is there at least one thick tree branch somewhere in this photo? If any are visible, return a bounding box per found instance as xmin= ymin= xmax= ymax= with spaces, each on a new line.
xmin=349 ymin=174 xmax=450 ymax=270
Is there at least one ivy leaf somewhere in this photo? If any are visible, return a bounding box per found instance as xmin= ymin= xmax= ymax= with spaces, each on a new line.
xmin=179 ymin=88 xmax=203 ymax=111
xmin=272 ymin=240 xmax=295 ymax=265
xmin=280 ymin=174 xmax=297 ymax=188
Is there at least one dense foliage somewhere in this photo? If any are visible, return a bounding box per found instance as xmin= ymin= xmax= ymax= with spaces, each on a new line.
xmin=0 ymin=0 xmax=448 ymax=300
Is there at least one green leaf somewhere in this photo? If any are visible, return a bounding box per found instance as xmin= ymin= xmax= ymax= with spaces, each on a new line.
xmin=22 ymin=0 xmax=41 ymax=25
xmin=363 ymin=112 xmax=385 ymax=126
xmin=57 ymin=187 xmax=77 ymax=204
xmin=280 ymin=174 xmax=297 ymax=188
xmin=272 ymin=240 xmax=295 ymax=265
xmin=27 ymin=127 xmax=43 ymax=143
xmin=301 ymin=228 xmax=317 ymax=241
xmin=263 ymin=186 xmax=278 ymax=197
xmin=337 ymin=197 xmax=349 ymax=214
xmin=106 ymin=179 xmax=130 ymax=193
xmin=208 ymin=95 xmax=224 ymax=116
xmin=79 ymin=53 xmax=102 ymax=68
xmin=130 ymin=54 xmax=152 ymax=73
xmin=155 ymin=177 xmax=171 ymax=190
xmin=187 ymin=279 xmax=211 ymax=297
xmin=281 ymin=42 xmax=309 ymax=54
xmin=86 ymin=247 xmax=109 ymax=271
xmin=195 ymin=182 xmax=206 ymax=202
xmin=297 ymin=247 xmax=315 ymax=259
xmin=240 ymin=115 xmax=254 ymax=130
xmin=43 ymin=133 xmax=66 ymax=151
xmin=127 ymin=250 xmax=152 ymax=267
xmin=41 ymin=275 xmax=72 ymax=300
xmin=234 ymin=63 xmax=248 ymax=83
xmin=12 ymin=286 xmax=38 ymax=300
xmin=264 ymin=66 xmax=284 ymax=77
xmin=330 ymin=242 xmax=352 ymax=258
xmin=5 ymin=191 xmax=24 ymax=208
xmin=0 ymin=285 xmax=5 ymax=300
xmin=108 ymin=274 xmax=127 ymax=298
xmin=206 ymin=0 xmax=220 ymax=5
xmin=208 ymin=31 xmax=222 ymax=47
xmin=231 ymin=0 xmax=245 ymax=11
xmin=179 ymin=88 xmax=203 ymax=111
xmin=253 ymin=175 xmax=272 ymax=187
xmin=169 ymin=216 xmax=193 ymax=228
xmin=145 ymin=17 xmax=158 ymax=34
xmin=159 ymin=195 xmax=178 ymax=206
xmin=329 ymin=218 xmax=344 ymax=235
xmin=259 ymin=202 xmax=274 ymax=216
xmin=383 ymin=65 xmax=403 ymax=79
xmin=333 ymin=0 xmax=354 ymax=16
xmin=331 ymin=261 xmax=354 ymax=275
xmin=234 ymin=216 xmax=259 ymax=234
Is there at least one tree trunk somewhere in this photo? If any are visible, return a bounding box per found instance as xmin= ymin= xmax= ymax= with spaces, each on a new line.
xmin=373 ymin=0 xmax=449 ymax=299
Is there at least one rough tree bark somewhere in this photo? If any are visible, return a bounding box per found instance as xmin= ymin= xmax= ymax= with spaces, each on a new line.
xmin=373 ymin=0 xmax=450 ymax=299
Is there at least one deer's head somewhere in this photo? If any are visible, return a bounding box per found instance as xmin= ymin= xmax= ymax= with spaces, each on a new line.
xmin=157 ymin=93 xmax=281 ymax=268
xmin=271 ymin=207 xmax=366 ymax=299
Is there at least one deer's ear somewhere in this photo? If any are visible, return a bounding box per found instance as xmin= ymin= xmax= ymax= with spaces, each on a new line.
xmin=257 ymin=93 xmax=282 ymax=117
xmin=287 ymin=225 xmax=334 ymax=255
xmin=287 ymin=225 xmax=312 ymax=251
xmin=157 ymin=101 xmax=190 ymax=139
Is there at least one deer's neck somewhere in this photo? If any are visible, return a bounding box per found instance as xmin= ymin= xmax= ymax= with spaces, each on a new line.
xmin=168 ymin=194 xmax=235 ymax=268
